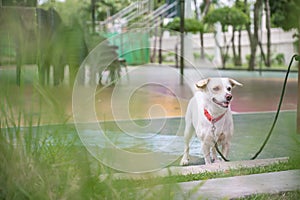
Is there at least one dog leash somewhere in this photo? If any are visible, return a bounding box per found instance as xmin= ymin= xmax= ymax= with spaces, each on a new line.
xmin=204 ymin=108 xmax=226 ymax=135
xmin=214 ymin=54 xmax=299 ymax=162
xmin=204 ymin=108 xmax=230 ymax=161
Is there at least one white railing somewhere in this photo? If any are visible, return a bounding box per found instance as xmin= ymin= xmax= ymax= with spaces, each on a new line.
xmin=128 ymin=1 xmax=178 ymax=29
xmin=100 ymin=0 xmax=150 ymax=30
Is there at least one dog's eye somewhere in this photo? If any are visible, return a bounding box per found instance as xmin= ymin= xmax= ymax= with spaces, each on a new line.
xmin=227 ymin=87 xmax=232 ymax=92
xmin=213 ymin=86 xmax=220 ymax=91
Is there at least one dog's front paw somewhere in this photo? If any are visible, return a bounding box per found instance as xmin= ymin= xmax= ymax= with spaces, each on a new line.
xmin=180 ymin=155 xmax=189 ymax=166
xmin=180 ymin=158 xmax=189 ymax=166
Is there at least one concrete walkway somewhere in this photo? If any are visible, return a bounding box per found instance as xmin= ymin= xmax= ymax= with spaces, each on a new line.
xmin=177 ymin=170 xmax=300 ymax=199
xmin=102 ymin=157 xmax=289 ymax=180
xmin=101 ymin=158 xmax=300 ymax=199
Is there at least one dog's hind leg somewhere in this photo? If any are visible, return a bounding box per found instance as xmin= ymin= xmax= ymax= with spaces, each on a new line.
xmin=180 ymin=122 xmax=194 ymax=166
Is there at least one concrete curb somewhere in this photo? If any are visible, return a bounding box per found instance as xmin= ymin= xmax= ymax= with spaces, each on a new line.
xmin=177 ymin=169 xmax=300 ymax=199
xmin=99 ymin=157 xmax=289 ymax=181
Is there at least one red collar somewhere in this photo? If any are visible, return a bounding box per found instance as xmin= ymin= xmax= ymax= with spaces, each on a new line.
xmin=204 ymin=108 xmax=226 ymax=124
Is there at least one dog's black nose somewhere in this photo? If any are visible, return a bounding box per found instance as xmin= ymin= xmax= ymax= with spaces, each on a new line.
xmin=226 ymin=94 xmax=232 ymax=101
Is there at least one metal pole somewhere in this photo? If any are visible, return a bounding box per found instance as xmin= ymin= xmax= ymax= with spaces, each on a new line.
xmin=180 ymin=0 xmax=185 ymax=85
xmin=296 ymin=25 xmax=300 ymax=134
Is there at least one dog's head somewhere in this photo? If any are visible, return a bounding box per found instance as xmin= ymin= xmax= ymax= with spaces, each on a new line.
xmin=195 ymin=78 xmax=242 ymax=109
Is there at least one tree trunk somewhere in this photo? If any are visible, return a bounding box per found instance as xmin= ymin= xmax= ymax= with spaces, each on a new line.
xmin=91 ymin=0 xmax=96 ymax=33
xmin=245 ymin=22 xmax=257 ymax=71
xmin=158 ymin=16 xmax=163 ymax=64
xmin=215 ymin=30 xmax=230 ymax=69
xmin=221 ymin=31 xmax=230 ymax=69
xmin=264 ymin=0 xmax=271 ymax=67
xmin=202 ymin=0 xmax=211 ymax=18
xmin=175 ymin=42 xmax=179 ymax=68
xmin=193 ymin=0 xmax=200 ymax=19
xmin=258 ymin=40 xmax=267 ymax=65
xmin=16 ymin=49 xmax=21 ymax=86
xmin=297 ymin=55 xmax=300 ymax=134
xmin=200 ymin=32 xmax=204 ymax=59
xmin=151 ymin=27 xmax=158 ymax=63
xmin=297 ymin=22 xmax=300 ymax=134
xmin=180 ymin=0 xmax=185 ymax=84
xmin=237 ymin=27 xmax=242 ymax=66
xmin=245 ymin=0 xmax=262 ymax=71
xmin=193 ymin=0 xmax=203 ymax=59
xmin=232 ymin=26 xmax=238 ymax=66
xmin=198 ymin=0 xmax=210 ymax=60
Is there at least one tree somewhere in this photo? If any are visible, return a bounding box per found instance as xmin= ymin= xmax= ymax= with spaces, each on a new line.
xmin=245 ymin=0 xmax=271 ymax=69
xmin=204 ymin=6 xmax=249 ymax=69
xmin=199 ymin=0 xmax=217 ymax=59
xmin=253 ymin=0 xmax=272 ymax=68
xmin=270 ymin=0 xmax=300 ymax=133
xmin=200 ymin=0 xmax=213 ymax=18
xmin=166 ymin=17 xmax=204 ymax=33
xmin=243 ymin=0 xmax=263 ymax=71
xmin=166 ymin=17 xmax=205 ymax=61
xmin=96 ymin=0 xmax=133 ymax=21
xmin=234 ymin=0 xmax=247 ymax=66
xmin=264 ymin=0 xmax=272 ymax=67
xmin=270 ymin=0 xmax=300 ymax=31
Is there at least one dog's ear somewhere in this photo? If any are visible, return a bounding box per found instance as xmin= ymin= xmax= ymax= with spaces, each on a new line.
xmin=196 ymin=78 xmax=210 ymax=89
xmin=229 ymin=79 xmax=243 ymax=88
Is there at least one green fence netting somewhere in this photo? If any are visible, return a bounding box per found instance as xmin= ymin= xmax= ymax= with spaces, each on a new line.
xmin=104 ymin=31 xmax=150 ymax=65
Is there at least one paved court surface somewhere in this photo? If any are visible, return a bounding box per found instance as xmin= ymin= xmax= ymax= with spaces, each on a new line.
xmin=1 ymin=64 xmax=297 ymax=122
xmin=94 ymin=64 xmax=298 ymax=122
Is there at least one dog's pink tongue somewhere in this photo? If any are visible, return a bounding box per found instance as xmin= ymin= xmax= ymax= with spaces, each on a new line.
xmin=223 ymin=101 xmax=230 ymax=107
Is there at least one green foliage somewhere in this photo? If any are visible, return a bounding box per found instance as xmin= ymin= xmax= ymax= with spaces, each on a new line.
xmin=238 ymin=191 xmax=300 ymax=200
xmin=40 ymin=0 xmax=89 ymax=26
xmin=2 ymin=0 xmax=37 ymax=6
xmin=0 ymin=83 xmax=160 ymax=199
xmin=40 ymin=0 xmax=134 ymax=24
xmin=186 ymin=18 xmax=204 ymax=34
xmin=273 ymin=53 xmax=285 ymax=65
xmin=204 ymin=6 xmax=249 ymax=32
xmin=0 ymin=32 xmax=16 ymax=65
xmin=235 ymin=0 xmax=250 ymax=15
xmin=165 ymin=17 xmax=180 ymax=31
xmin=96 ymin=0 xmax=133 ymax=21
xmin=270 ymin=0 xmax=300 ymax=31
xmin=165 ymin=17 xmax=204 ymax=33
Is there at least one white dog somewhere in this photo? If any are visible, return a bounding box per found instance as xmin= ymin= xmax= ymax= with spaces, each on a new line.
xmin=180 ymin=77 xmax=242 ymax=165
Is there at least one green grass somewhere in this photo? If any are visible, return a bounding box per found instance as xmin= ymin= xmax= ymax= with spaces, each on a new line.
xmin=94 ymin=160 xmax=300 ymax=200
xmin=161 ymin=54 xmax=299 ymax=72
xmin=1 ymin=69 xmax=300 ymax=199
xmin=0 ymin=65 xmax=38 ymax=85
xmin=0 ymin=83 xmax=178 ymax=199
xmin=111 ymin=160 xmax=300 ymax=188
xmin=2 ymin=101 xmax=299 ymax=199
xmin=238 ymin=191 xmax=300 ymax=200
xmin=224 ymin=63 xmax=299 ymax=71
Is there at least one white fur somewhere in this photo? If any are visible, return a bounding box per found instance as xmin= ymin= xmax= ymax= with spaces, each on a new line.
xmin=180 ymin=77 xmax=242 ymax=165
